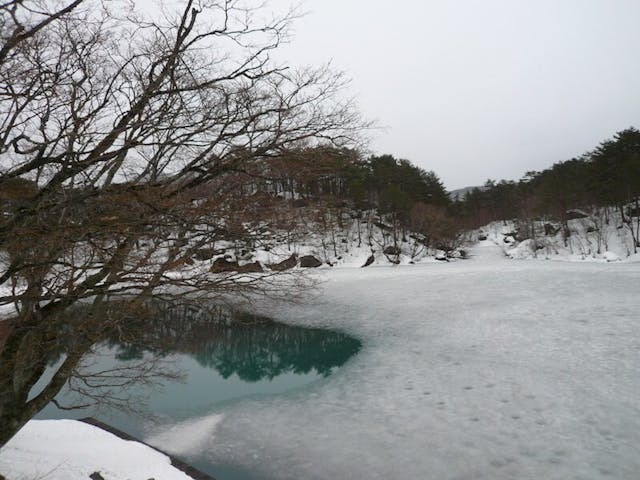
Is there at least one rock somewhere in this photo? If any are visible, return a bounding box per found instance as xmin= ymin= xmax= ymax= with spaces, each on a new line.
xmin=236 ymin=261 xmax=263 ymax=273
xmin=503 ymin=236 xmax=515 ymax=244
xmin=210 ymin=258 xmax=240 ymax=273
xmin=361 ymin=255 xmax=375 ymax=268
xmin=383 ymin=246 xmax=401 ymax=255
xmin=604 ymin=251 xmax=620 ymax=262
xmin=374 ymin=221 xmax=392 ymax=231
xmin=478 ymin=234 xmax=488 ymax=241
xmin=300 ymin=255 xmax=322 ymax=268
xmin=268 ymin=254 xmax=297 ymax=271
xmin=566 ymin=209 xmax=588 ymax=220
xmin=586 ymin=226 xmax=598 ymax=233
xmin=192 ymin=248 xmax=219 ymax=261
xmin=90 ymin=473 xmax=106 ymax=480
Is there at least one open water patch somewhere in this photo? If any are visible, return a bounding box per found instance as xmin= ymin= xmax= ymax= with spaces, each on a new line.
xmin=37 ymin=303 xmax=361 ymax=479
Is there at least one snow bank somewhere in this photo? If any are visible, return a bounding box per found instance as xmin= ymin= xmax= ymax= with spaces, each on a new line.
xmin=0 ymin=419 xmax=194 ymax=480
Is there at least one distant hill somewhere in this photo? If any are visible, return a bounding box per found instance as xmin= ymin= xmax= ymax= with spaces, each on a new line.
xmin=448 ymin=186 xmax=483 ymax=201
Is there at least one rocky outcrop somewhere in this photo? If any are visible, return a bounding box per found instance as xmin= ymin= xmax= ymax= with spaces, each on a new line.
xmin=236 ymin=261 xmax=264 ymax=273
xmin=300 ymin=255 xmax=322 ymax=268
xmin=268 ymin=254 xmax=297 ymax=271
xmin=210 ymin=258 xmax=240 ymax=273
xmin=566 ymin=209 xmax=588 ymax=220
xmin=210 ymin=258 xmax=264 ymax=273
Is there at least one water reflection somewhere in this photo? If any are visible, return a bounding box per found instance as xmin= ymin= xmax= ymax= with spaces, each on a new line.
xmin=108 ymin=304 xmax=362 ymax=383
xmin=32 ymin=304 xmax=361 ymax=480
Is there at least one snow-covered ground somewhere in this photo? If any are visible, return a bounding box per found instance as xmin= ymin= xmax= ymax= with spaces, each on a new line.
xmin=148 ymin=242 xmax=640 ymax=479
xmin=479 ymin=212 xmax=640 ymax=263
xmin=0 ymin=420 xmax=194 ymax=480
xmin=3 ymin=242 xmax=640 ymax=480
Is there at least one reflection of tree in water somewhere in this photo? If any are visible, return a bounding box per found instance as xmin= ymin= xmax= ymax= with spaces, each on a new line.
xmin=110 ymin=305 xmax=361 ymax=382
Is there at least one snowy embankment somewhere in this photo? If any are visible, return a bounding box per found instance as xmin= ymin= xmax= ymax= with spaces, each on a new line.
xmin=478 ymin=210 xmax=640 ymax=262
xmin=0 ymin=420 xmax=194 ymax=480
xmin=144 ymin=242 xmax=640 ymax=480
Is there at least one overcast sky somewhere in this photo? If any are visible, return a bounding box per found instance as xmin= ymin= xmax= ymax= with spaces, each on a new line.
xmin=269 ymin=0 xmax=640 ymax=190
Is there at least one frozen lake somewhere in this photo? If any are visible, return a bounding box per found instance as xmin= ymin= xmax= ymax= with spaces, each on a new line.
xmin=36 ymin=310 xmax=361 ymax=480
xmin=148 ymin=243 xmax=640 ymax=480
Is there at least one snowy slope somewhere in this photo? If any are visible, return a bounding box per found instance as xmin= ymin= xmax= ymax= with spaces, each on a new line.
xmin=478 ymin=210 xmax=640 ymax=262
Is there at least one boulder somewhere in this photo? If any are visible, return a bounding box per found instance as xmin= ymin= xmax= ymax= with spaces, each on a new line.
xmin=361 ymin=255 xmax=375 ymax=268
xmin=478 ymin=234 xmax=488 ymax=241
xmin=300 ymin=255 xmax=322 ymax=268
xmin=604 ymin=251 xmax=620 ymax=262
xmin=210 ymin=258 xmax=240 ymax=273
xmin=192 ymin=248 xmax=219 ymax=261
xmin=236 ymin=261 xmax=263 ymax=273
xmin=374 ymin=221 xmax=392 ymax=231
xmin=566 ymin=209 xmax=588 ymax=220
xmin=268 ymin=254 xmax=297 ymax=271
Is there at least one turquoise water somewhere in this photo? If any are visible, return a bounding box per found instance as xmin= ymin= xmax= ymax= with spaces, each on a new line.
xmin=36 ymin=305 xmax=361 ymax=479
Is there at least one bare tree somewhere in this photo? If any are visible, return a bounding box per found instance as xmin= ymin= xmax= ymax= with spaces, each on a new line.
xmin=0 ymin=0 xmax=367 ymax=447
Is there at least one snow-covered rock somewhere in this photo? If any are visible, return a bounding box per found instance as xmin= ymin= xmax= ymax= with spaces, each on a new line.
xmin=603 ymin=251 xmax=620 ymax=262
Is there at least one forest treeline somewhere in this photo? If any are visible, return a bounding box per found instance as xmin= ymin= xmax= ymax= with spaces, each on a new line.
xmin=218 ymin=127 xmax=640 ymax=253
xmin=2 ymin=128 xmax=637 ymax=256
xmin=451 ymin=127 xmax=640 ymax=250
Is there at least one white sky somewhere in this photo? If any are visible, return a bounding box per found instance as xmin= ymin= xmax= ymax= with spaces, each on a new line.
xmin=270 ymin=0 xmax=640 ymax=189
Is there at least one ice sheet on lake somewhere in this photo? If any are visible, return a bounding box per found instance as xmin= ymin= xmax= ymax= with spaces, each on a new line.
xmin=154 ymin=243 xmax=640 ymax=479
xmin=146 ymin=413 xmax=223 ymax=456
